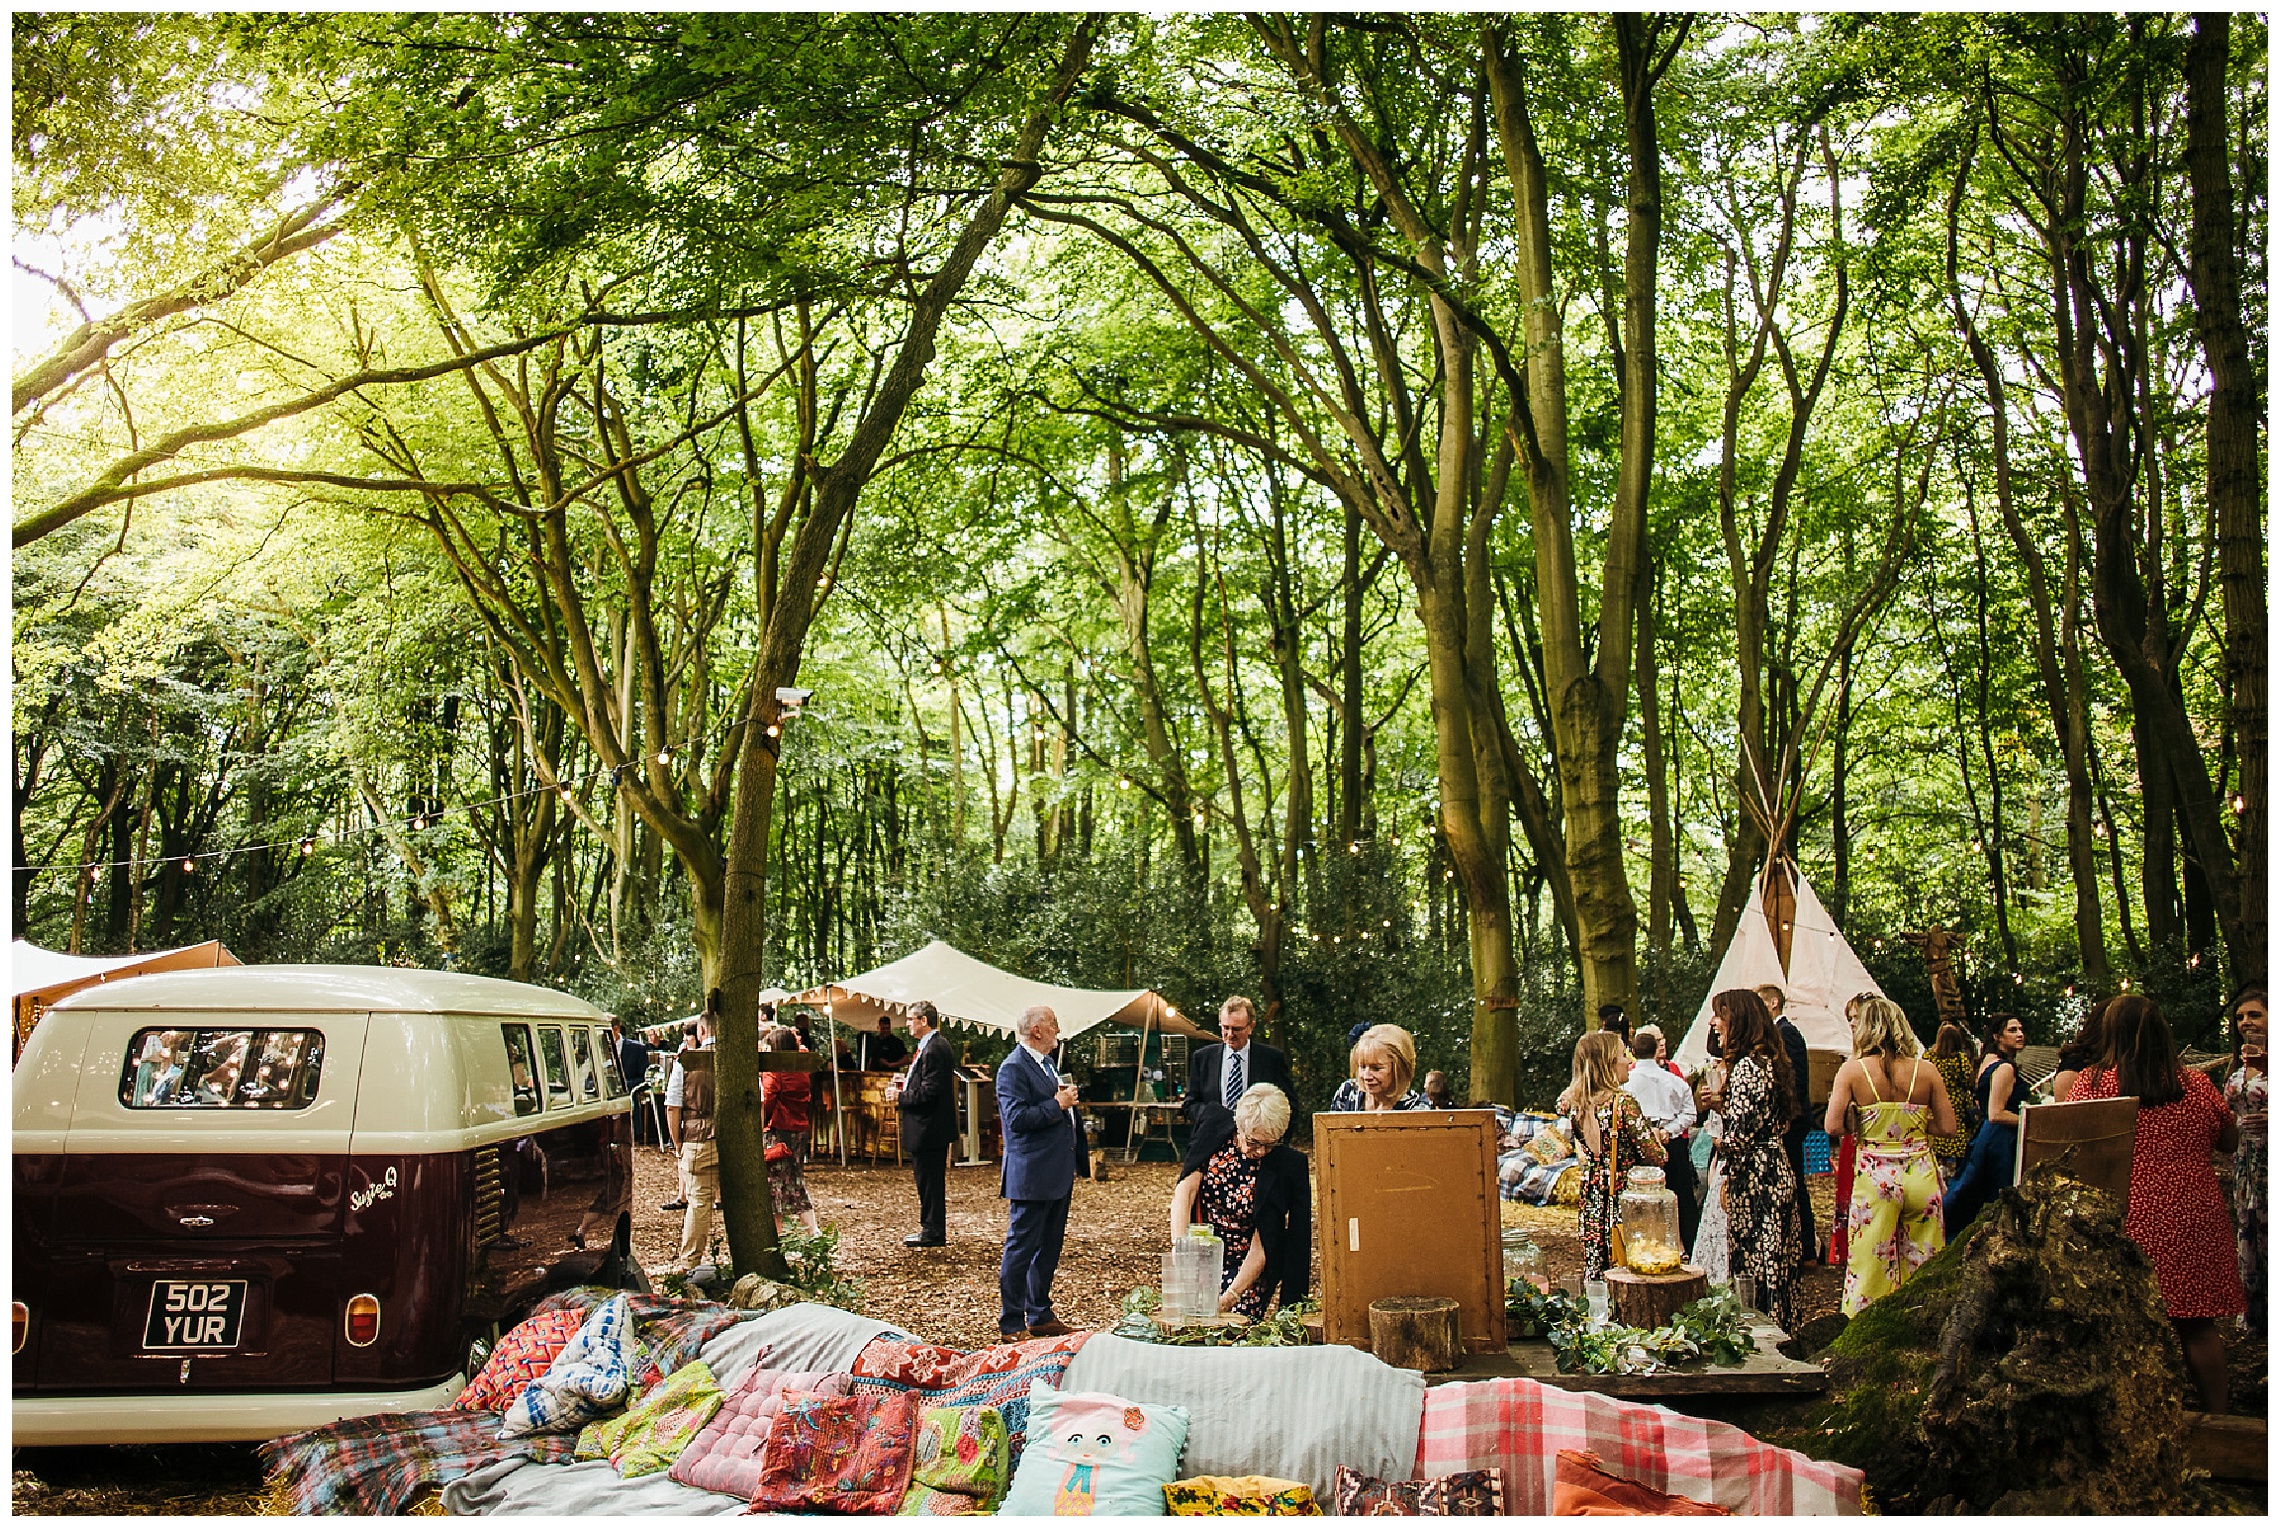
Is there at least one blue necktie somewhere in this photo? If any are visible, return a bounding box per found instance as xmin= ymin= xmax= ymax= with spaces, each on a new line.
xmin=1225 ymin=1047 xmax=1244 ymax=1110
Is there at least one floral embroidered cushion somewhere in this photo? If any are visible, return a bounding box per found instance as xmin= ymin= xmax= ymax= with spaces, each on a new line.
xmin=572 ymin=1359 xmax=727 ymax=1478
xmin=750 ymin=1388 xmax=920 ymax=1516
xmin=1163 ymin=1473 xmax=1323 ymax=1515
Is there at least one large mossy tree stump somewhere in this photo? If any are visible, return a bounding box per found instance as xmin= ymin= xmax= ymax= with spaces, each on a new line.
xmin=1741 ymin=1163 xmax=2202 ymax=1514
xmin=1369 ymin=1296 xmax=1462 ymax=1372
xmin=1606 ymin=1266 xmax=1707 ymax=1330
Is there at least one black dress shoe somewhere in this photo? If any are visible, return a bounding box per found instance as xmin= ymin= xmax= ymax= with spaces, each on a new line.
xmin=661 ymin=1199 xmax=688 ymax=1211
xmin=903 ymin=1232 xmax=946 ymax=1247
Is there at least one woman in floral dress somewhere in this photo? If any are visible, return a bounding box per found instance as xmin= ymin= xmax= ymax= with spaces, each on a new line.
xmin=1710 ymin=989 xmax=1800 ymax=1330
xmin=1559 ymin=1029 xmax=1665 ymax=1280
xmin=2072 ymin=995 xmax=2243 ymax=1412
xmin=1169 ymin=1084 xmax=1311 ymax=1318
xmin=1824 ymin=997 xmax=1957 ymax=1315
xmin=2225 ymin=989 xmax=2267 ymax=1335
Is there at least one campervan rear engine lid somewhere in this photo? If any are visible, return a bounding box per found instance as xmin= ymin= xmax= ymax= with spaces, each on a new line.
xmin=46 ymin=965 xmax=608 ymax=1021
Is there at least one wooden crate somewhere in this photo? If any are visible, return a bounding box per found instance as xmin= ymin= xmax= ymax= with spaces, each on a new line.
xmin=1315 ymin=1111 xmax=1504 ymax=1355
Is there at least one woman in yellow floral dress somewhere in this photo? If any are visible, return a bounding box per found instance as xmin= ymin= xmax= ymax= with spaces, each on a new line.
xmin=1824 ymin=996 xmax=1958 ymax=1315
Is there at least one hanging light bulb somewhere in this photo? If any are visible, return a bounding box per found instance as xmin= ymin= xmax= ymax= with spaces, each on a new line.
xmin=657 ymin=749 xmax=672 ymax=767
xmin=300 ymin=837 xmax=317 ymax=856
xmin=766 ymin=723 xmax=780 ymax=737
xmin=181 ymin=857 xmax=196 ymax=874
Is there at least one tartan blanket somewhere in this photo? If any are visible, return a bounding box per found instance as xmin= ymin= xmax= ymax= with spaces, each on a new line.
xmin=260 ymin=1293 xmax=747 ymax=1515
xmin=1414 ymin=1378 xmax=1865 ymax=1516
xmin=849 ymin=1331 xmax=1090 ymax=1467
xmin=259 ymin=1405 xmax=579 ymax=1516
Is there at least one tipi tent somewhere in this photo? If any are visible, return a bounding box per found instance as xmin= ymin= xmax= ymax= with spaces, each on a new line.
xmin=1672 ymin=864 xmax=1881 ymax=1072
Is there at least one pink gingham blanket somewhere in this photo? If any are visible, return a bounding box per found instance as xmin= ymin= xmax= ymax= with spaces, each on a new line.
xmin=1415 ymin=1378 xmax=1865 ymax=1516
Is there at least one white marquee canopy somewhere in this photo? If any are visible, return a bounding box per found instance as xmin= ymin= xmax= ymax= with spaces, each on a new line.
xmin=793 ymin=939 xmax=1213 ymax=1042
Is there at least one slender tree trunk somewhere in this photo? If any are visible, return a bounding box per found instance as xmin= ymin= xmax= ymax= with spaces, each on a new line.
xmin=2183 ymin=11 xmax=2265 ymax=985
xmin=1637 ymin=561 xmax=1676 ymax=1017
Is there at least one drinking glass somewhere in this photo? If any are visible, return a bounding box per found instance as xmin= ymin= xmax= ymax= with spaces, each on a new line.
xmin=1584 ymin=1279 xmax=1609 ymax=1324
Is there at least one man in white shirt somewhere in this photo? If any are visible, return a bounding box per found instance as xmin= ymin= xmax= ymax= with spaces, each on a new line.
xmin=1182 ymin=996 xmax=1294 ymax=1132
xmin=1622 ymin=1030 xmax=1700 ymax=1256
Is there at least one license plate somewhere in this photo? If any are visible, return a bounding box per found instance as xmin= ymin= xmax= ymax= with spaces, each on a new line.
xmin=142 ymin=1279 xmax=249 ymax=1352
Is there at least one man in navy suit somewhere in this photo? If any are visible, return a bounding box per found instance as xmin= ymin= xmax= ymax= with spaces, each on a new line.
xmin=896 ymin=1000 xmax=959 ymax=1247
xmin=995 ymin=1004 xmax=1087 ymax=1340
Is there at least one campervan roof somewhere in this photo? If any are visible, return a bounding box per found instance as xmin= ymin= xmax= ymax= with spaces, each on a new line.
xmin=46 ymin=964 xmax=604 ymax=1020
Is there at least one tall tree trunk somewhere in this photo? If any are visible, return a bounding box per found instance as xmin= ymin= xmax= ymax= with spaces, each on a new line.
xmin=1946 ymin=146 xmax=2109 ymax=986
xmin=1637 ymin=560 xmax=1677 ymax=1017
xmin=2183 ymin=11 xmax=2265 ymax=985
xmin=711 ymin=21 xmax=1098 ymax=1279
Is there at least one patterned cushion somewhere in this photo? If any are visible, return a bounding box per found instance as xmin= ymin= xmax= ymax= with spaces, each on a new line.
xmin=499 ymin=1293 xmax=636 ymax=1439
xmin=666 ymin=1365 xmax=854 ymax=1499
xmin=454 ymin=1309 xmax=584 ymax=1414
xmin=908 ymin=1404 xmax=1010 ymax=1500
xmin=1164 ymin=1474 xmax=1323 ymax=1515
xmin=573 ymin=1359 xmax=727 ymax=1478
xmin=896 ymin=1482 xmax=992 ymax=1516
xmin=751 ymin=1388 xmax=921 ymax=1516
xmin=998 ymin=1380 xmax=1191 ymax=1517
xmin=1331 ymin=1465 xmax=1507 ymax=1516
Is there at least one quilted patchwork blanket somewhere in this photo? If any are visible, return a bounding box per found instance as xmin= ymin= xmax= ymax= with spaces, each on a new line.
xmin=848 ymin=1332 xmax=1089 ymax=1466
xmin=1413 ymin=1377 xmax=1866 ymax=1516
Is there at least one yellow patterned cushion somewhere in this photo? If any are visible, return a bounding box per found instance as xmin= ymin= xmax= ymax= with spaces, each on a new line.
xmin=1163 ymin=1474 xmax=1322 ymax=1515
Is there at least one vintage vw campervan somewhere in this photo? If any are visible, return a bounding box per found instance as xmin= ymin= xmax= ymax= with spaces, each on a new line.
xmin=12 ymin=965 xmax=639 ymax=1444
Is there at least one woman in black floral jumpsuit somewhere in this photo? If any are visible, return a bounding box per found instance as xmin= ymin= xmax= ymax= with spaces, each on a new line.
xmin=1710 ymin=988 xmax=1800 ymax=1330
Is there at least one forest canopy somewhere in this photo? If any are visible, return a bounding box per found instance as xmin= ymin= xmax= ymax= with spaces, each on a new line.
xmin=13 ymin=12 xmax=2267 ymax=1117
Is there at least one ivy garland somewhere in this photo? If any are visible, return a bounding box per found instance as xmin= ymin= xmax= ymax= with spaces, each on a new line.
xmin=1508 ymin=1279 xmax=1756 ymax=1375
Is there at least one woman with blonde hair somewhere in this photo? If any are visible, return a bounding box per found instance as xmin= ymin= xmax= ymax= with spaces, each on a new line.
xmin=1824 ymin=995 xmax=1956 ymax=1314
xmin=1327 ymin=1024 xmax=1429 ymax=1112
xmin=1560 ymin=1029 xmax=1665 ymax=1279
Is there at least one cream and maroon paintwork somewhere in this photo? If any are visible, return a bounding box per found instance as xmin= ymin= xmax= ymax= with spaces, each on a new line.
xmin=12 ymin=966 xmax=635 ymax=1445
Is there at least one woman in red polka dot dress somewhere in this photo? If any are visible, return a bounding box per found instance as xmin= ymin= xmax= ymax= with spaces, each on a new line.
xmin=2070 ymin=993 xmax=2244 ymax=1413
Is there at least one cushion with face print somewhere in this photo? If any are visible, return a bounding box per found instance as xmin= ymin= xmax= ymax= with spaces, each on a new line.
xmin=997 ymin=1380 xmax=1190 ymax=1517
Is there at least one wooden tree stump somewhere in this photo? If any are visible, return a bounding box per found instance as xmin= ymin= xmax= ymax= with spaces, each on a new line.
xmin=1368 ymin=1296 xmax=1462 ymax=1372
xmin=1605 ymin=1266 xmax=1707 ymax=1331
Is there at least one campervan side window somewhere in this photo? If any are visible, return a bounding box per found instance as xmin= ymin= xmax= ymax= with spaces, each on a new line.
xmin=567 ymin=1027 xmax=598 ymax=1102
xmin=119 ymin=1027 xmax=325 ymax=1109
xmin=502 ymin=1024 xmax=541 ymax=1117
xmin=536 ymin=1027 xmax=574 ymax=1108
xmin=594 ymin=1029 xmax=626 ymax=1098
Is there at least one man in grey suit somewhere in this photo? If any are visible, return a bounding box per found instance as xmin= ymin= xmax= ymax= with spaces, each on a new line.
xmin=897 ymin=1000 xmax=958 ymax=1247
xmin=995 ymin=1004 xmax=1087 ymax=1340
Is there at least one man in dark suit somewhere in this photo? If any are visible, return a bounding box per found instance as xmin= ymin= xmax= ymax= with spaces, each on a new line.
xmin=995 ymin=1004 xmax=1088 ymax=1340
xmin=1757 ymin=983 xmax=1821 ymax=1265
xmin=1182 ymin=996 xmax=1295 ymax=1135
xmin=896 ymin=1000 xmax=958 ymax=1247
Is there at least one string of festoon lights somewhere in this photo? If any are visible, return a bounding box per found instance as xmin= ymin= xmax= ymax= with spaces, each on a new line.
xmin=15 ymin=692 xmax=813 ymax=881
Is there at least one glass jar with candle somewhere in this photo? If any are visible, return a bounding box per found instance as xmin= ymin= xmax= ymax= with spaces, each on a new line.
xmin=1501 ymin=1227 xmax=1547 ymax=1293
xmin=1619 ymin=1166 xmax=1683 ymax=1275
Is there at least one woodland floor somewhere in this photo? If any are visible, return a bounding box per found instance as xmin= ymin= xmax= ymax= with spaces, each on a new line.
xmin=13 ymin=1146 xmax=2263 ymax=1513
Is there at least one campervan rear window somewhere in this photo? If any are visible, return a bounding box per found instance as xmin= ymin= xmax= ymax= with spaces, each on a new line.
xmin=503 ymin=1024 xmax=541 ymax=1117
xmin=119 ymin=1027 xmax=325 ymax=1110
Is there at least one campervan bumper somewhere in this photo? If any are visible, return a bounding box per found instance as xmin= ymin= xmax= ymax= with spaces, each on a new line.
xmin=11 ymin=1373 xmax=466 ymax=1445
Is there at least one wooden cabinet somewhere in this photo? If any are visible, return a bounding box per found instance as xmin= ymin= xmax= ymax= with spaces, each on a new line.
xmin=1314 ymin=1111 xmax=1504 ymax=1356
